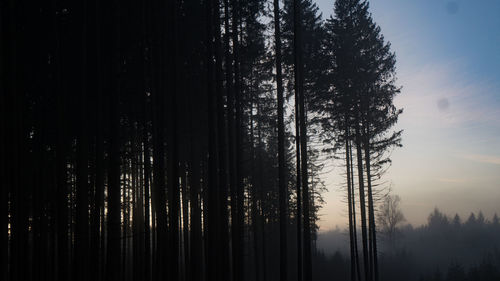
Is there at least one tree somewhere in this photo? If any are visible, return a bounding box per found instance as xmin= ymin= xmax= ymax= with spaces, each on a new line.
xmin=492 ymin=213 xmax=499 ymax=226
xmin=106 ymin=1 xmax=122 ymax=280
xmin=320 ymin=1 xmax=402 ymax=280
xmin=452 ymin=214 xmax=462 ymax=228
xmin=428 ymin=208 xmax=449 ymax=229
xmin=377 ymin=194 xmax=405 ymax=250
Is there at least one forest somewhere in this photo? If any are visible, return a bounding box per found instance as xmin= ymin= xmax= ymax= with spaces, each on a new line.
xmin=316 ymin=206 xmax=500 ymax=281
xmin=5 ymin=0 xmax=489 ymax=281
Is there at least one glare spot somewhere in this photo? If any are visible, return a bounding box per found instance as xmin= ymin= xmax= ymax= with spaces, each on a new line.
xmin=437 ymin=98 xmax=450 ymax=111
xmin=446 ymin=1 xmax=459 ymax=15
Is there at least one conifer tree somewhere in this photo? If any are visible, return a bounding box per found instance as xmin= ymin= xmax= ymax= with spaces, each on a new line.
xmin=320 ymin=1 xmax=402 ymax=280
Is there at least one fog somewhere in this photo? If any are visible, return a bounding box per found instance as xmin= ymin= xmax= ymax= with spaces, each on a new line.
xmin=315 ymin=208 xmax=500 ymax=280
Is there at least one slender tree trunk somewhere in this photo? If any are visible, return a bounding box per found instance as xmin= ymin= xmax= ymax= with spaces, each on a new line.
xmin=75 ymin=1 xmax=90 ymax=279
xmin=299 ymin=35 xmax=312 ymax=281
xmin=51 ymin=2 xmax=69 ymax=277
xmin=251 ymin=179 xmax=261 ymax=281
xmin=151 ymin=69 xmax=168 ymax=281
xmin=181 ymin=167 xmax=190 ymax=281
xmin=11 ymin=79 xmax=29 ymax=281
xmin=141 ymin=0 xmax=152 ymax=278
xmin=231 ymin=0 xmax=245 ymax=279
xmin=223 ymin=1 xmax=239 ymax=279
xmin=166 ymin=0 xmax=180 ymax=279
xmin=166 ymin=59 xmax=180 ymax=281
xmin=213 ymin=1 xmax=230 ymax=279
xmin=350 ymin=140 xmax=361 ymax=280
xmin=0 ymin=6 xmax=7 ymax=280
xmin=273 ymin=1 xmax=288 ymax=280
xmin=293 ymin=0 xmax=303 ymax=279
xmin=205 ymin=0 xmax=220 ymax=280
xmin=143 ymin=108 xmax=152 ymax=281
xmin=188 ymin=96 xmax=203 ymax=281
xmin=32 ymin=105 xmax=43 ymax=281
xmin=91 ymin=2 xmax=104 ymax=279
xmin=0 ymin=90 xmax=6 ymax=281
xmin=250 ymin=101 xmax=261 ymax=281
xmin=364 ymin=129 xmax=379 ymax=281
xmin=345 ymin=123 xmax=356 ymax=281
xmin=355 ymin=122 xmax=370 ymax=281
xmin=122 ymin=169 xmax=128 ymax=279
xmin=106 ymin=1 xmax=122 ymax=280
xmin=259 ymin=189 xmax=268 ymax=281
xmin=132 ymin=150 xmax=138 ymax=281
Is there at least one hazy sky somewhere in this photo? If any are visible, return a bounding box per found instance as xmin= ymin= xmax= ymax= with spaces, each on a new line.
xmin=314 ymin=0 xmax=500 ymax=231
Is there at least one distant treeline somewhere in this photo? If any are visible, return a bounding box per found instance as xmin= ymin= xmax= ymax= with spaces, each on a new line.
xmin=315 ymin=209 xmax=500 ymax=281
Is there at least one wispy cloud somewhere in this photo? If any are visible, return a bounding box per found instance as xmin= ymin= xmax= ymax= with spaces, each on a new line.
xmin=459 ymin=154 xmax=500 ymax=165
xmin=396 ymin=59 xmax=500 ymax=131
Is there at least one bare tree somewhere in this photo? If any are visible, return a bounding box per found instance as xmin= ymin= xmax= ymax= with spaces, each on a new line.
xmin=377 ymin=194 xmax=405 ymax=251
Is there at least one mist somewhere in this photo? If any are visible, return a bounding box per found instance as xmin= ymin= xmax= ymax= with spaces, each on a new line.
xmin=315 ymin=208 xmax=500 ymax=281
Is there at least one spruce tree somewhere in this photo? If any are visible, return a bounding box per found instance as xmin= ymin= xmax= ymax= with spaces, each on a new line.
xmin=321 ymin=1 xmax=403 ymax=280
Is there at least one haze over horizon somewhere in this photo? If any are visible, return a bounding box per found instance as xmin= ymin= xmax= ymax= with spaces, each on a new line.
xmin=315 ymin=0 xmax=500 ymax=231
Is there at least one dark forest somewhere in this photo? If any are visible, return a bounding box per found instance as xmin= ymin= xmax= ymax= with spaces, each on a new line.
xmin=1 ymin=0 xmax=497 ymax=280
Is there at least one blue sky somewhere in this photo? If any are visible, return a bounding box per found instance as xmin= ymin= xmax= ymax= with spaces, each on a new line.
xmin=315 ymin=0 xmax=500 ymax=230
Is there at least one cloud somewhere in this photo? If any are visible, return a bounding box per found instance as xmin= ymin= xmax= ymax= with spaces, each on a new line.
xmin=460 ymin=154 xmax=500 ymax=165
xmin=394 ymin=59 xmax=500 ymax=134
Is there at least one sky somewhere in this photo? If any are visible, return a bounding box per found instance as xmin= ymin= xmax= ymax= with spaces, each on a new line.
xmin=314 ymin=0 xmax=500 ymax=231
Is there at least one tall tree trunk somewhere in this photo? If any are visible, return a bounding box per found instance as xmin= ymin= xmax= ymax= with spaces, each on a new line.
xmin=273 ymin=1 xmax=288 ymax=280
xmin=134 ymin=126 xmax=146 ymax=281
xmin=0 ymin=6 xmax=7 ymax=280
xmin=223 ymin=1 xmax=239 ymax=279
xmin=32 ymin=100 xmax=43 ymax=281
xmin=364 ymin=128 xmax=379 ymax=281
xmin=122 ymin=168 xmax=128 ymax=279
xmin=345 ymin=123 xmax=356 ymax=281
xmin=355 ymin=122 xmax=370 ymax=281
xmin=350 ymin=140 xmax=361 ymax=280
xmin=231 ymin=0 xmax=245 ymax=280
xmin=166 ymin=0 xmax=180 ymax=279
xmin=55 ymin=46 xmax=69 ymax=281
xmin=143 ymin=107 xmax=152 ymax=281
xmin=152 ymin=71 xmax=168 ymax=281
xmin=250 ymin=100 xmax=261 ymax=281
xmin=141 ymin=0 xmax=152 ymax=278
xmin=299 ymin=32 xmax=312 ymax=281
xmin=10 ymin=2 xmax=29 ymax=280
xmin=0 ymin=76 xmax=6 ymax=281
xmin=205 ymin=0 xmax=220 ymax=280
xmin=91 ymin=2 xmax=104 ymax=279
xmin=106 ymin=1 xmax=122 ymax=279
xmin=213 ymin=1 xmax=230 ymax=279
xmin=292 ymin=0 xmax=313 ymax=275
xmin=75 ymin=2 xmax=90 ymax=280
xmin=151 ymin=0 xmax=170 ymax=278
xmin=292 ymin=0 xmax=303 ymax=279
xmin=181 ymin=167 xmax=190 ymax=281
xmin=259 ymin=188 xmax=268 ymax=281
xmin=188 ymin=96 xmax=203 ymax=281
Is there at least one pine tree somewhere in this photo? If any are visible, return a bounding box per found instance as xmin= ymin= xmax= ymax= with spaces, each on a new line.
xmin=321 ymin=1 xmax=402 ymax=280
